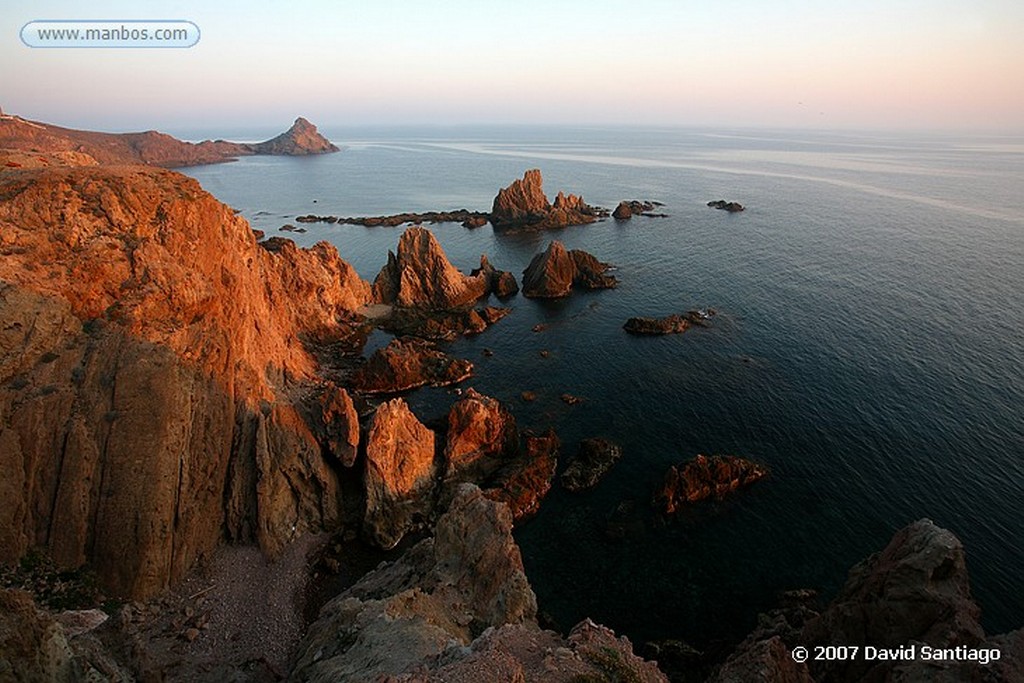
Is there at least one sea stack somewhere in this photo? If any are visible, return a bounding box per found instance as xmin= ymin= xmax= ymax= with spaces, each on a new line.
xmin=490 ymin=169 xmax=599 ymax=230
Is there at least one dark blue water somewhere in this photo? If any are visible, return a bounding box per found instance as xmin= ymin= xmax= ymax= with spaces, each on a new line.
xmin=183 ymin=127 xmax=1024 ymax=646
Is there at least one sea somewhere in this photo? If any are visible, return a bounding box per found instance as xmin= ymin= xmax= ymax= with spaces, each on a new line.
xmin=181 ymin=126 xmax=1024 ymax=648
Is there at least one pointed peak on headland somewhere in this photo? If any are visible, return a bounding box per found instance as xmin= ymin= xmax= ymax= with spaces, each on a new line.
xmin=250 ymin=117 xmax=338 ymax=156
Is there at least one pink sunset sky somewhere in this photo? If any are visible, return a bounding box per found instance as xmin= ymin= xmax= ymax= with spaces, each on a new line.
xmin=3 ymin=0 xmax=1023 ymax=133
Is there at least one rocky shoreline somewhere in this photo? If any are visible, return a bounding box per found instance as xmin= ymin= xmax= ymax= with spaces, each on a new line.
xmin=1 ymin=116 xmax=1021 ymax=682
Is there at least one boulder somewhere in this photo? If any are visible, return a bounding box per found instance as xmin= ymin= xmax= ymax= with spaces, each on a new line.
xmin=613 ymin=201 xmax=633 ymax=219
xmin=371 ymin=226 xmax=488 ymax=309
xmin=561 ymin=438 xmax=623 ymax=492
xmin=349 ymin=337 xmax=472 ymax=394
xmin=0 ymin=589 xmax=131 ymax=682
xmin=707 ymin=199 xmax=745 ymax=212
xmin=654 ymin=454 xmax=768 ymax=514
xmin=362 ymin=398 xmax=437 ymax=549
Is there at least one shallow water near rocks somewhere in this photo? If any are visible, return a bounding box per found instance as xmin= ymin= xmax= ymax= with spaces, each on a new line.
xmin=183 ymin=126 xmax=1024 ymax=647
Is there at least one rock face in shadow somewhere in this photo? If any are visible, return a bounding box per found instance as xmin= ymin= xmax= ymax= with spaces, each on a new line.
xmin=0 ymin=166 xmax=371 ymax=599
xmin=521 ymin=241 xmax=617 ymax=298
xmin=654 ymin=454 xmax=768 ymax=514
xmin=0 ymin=588 xmax=131 ymax=682
xmin=372 ymin=226 xmax=488 ymax=309
xmin=362 ymin=398 xmax=437 ymax=550
xmin=248 ymin=117 xmax=338 ymax=156
xmin=800 ymin=519 xmax=986 ymax=683
xmin=349 ymin=337 xmax=473 ymax=394
xmin=471 ymin=254 xmax=520 ymax=298
xmin=489 ymin=169 xmax=600 ymax=230
xmin=309 ymin=383 xmax=360 ymax=467
xmin=561 ymin=438 xmax=623 ymax=492
xmin=291 ymin=484 xmax=665 ymax=682
xmin=0 ymin=112 xmax=339 ymax=167
xmin=715 ymin=519 xmax=1024 ymax=683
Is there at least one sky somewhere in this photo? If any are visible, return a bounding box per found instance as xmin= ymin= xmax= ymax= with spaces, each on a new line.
xmin=2 ymin=0 xmax=1024 ymax=133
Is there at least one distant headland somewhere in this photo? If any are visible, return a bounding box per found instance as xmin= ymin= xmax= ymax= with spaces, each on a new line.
xmin=0 ymin=111 xmax=337 ymax=168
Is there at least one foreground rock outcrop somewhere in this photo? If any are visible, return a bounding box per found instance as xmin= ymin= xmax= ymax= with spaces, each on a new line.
xmin=654 ymin=455 xmax=768 ymax=514
xmin=0 ymin=165 xmax=371 ymax=598
xmin=0 ymin=112 xmax=338 ymax=167
xmin=714 ymin=519 xmax=1024 ymax=683
xmin=490 ymin=169 xmax=602 ymax=230
xmin=291 ymin=485 xmax=665 ymax=682
xmin=522 ymin=241 xmax=617 ymax=298
xmin=0 ymin=588 xmax=130 ymax=682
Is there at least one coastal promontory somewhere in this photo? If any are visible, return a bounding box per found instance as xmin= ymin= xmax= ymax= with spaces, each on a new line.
xmin=0 ymin=111 xmax=338 ymax=167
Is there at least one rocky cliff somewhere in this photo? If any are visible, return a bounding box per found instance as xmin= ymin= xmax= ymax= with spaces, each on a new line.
xmin=0 ymin=165 xmax=371 ymax=598
xmin=0 ymin=113 xmax=338 ymax=168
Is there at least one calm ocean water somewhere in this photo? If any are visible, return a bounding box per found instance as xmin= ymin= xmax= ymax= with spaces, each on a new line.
xmin=182 ymin=127 xmax=1024 ymax=646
